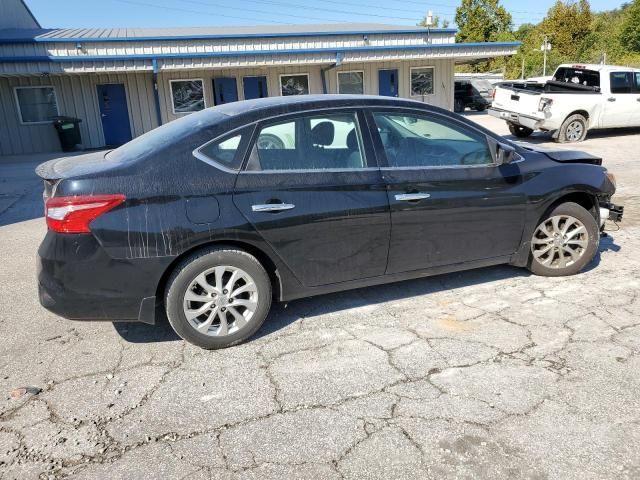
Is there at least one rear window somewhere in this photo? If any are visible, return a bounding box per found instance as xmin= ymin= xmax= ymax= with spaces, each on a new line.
xmin=105 ymin=109 xmax=228 ymax=164
xmin=552 ymin=67 xmax=600 ymax=87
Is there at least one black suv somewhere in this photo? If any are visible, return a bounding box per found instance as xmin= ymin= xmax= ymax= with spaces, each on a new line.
xmin=37 ymin=95 xmax=622 ymax=349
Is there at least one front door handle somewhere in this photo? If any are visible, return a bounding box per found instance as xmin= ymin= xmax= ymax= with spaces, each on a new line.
xmin=394 ymin=193 xmax=431 ymax=201
xmin=608 ymin=97 xmax=616 ymax=102
xmin=251 ymin=203 xmax=295 ymax=212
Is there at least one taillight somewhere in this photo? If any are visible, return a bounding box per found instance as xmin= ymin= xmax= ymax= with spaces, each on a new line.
xmin=45 ymin=194 xmax=125 ymax=233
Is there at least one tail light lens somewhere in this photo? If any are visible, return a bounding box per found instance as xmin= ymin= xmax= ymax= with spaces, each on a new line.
xmin=45 ymin=194 xmax=125 ymax=233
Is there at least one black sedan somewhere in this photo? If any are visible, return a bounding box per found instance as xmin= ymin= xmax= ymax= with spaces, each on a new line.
xmin=36 ymin=95 xmax=623 ymax=349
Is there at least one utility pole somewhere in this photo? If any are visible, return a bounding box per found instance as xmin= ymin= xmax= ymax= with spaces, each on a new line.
xmin=541 ymin=35 xmax=551 ymax=76
xmin=521 ymin=56 xmax=525 ymax=80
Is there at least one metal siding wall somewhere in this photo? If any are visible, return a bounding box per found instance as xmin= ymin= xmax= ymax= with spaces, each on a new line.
xmin=0 ymin=73 xmax=157 ymax=155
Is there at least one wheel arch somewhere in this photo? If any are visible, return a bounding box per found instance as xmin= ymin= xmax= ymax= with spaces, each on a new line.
xmin=155 ymin=240 xmax=283 ymax=307
xmin=564 ymin=110 xmax=591 ymax=127
xmin=511 ymin=190 xmax=599 ymax=267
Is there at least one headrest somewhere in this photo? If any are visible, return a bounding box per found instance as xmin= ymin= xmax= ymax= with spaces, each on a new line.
xmin=346 ymin=129 xmax=358 ymax=150
xmin=310 ymin=121 xmax=334 ymax=146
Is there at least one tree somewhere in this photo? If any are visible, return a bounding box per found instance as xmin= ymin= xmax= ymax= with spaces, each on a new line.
xmin=539 ymin=0 xmax=593 ymax=59
xmin=621 ymin=0 xmax=640 ymax=52
xmin=454 ymin=0 xmax=513 ymax=43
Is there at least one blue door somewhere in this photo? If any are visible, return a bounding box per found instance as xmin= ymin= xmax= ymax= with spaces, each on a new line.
xmin=213 ymin=78 xmax=238 ymax=105
xmin=378 ymin=69 xmax=399 ymax=97
xmin=243 ymin=76 xmax=268 ymax=100
xmin=96 ymin=84 xmax=132 ymax=146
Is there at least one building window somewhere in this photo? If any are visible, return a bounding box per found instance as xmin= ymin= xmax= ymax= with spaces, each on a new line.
xmin=280 ymin=74 xmax=309 ymax=96
xmin=410 ymin=67 xmax=434 ymax=97
xmin=170 ymin=79 xmax=205 ymax=114
xmin=14 ymin=86 xmax=59 ymax=124
xmin=337 ymin=71 xmax=364 ymax=94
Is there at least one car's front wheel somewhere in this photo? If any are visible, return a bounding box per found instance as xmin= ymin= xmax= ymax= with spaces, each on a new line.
xmin=165 ymin=247 xmax=272 ymax=349
xmin=528 ymin=202 xmax=599 ymax=277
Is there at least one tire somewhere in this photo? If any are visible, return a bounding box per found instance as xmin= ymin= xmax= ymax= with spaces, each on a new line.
xmin=508 ymin=122 xmax=534 ymax=138
xmin=165 ymin=246 xmax=272 ymax=349
xmin=556 ymin=114 xmax=588 ymax=143
xmin=475 ymin=104 xmax=486 ymax=112
xmin=528 ymin=202 xmax=599 ymax=277
xmin=454 ymin=98 xmax=464 ymax=113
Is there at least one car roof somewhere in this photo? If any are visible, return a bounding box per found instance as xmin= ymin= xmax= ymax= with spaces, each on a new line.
xmin=212 ymin=94 xmax=435 ymax=118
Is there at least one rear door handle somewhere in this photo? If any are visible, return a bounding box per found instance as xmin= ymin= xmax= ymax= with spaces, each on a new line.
xmin=394 ymin=193 xmax=431 ymax=201
xmin=251 ymin=203 xmax=295 ymax=212
xmin=608 ymin=97 xmax=616 ymax=102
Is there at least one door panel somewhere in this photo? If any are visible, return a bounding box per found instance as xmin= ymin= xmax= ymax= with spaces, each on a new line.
xmin=213 ymin=77 xmax=239 ymax=105
xmin=382 ymin=165 xmax=526 ymax=273
xmin=378 ymin=69 xmax=399 ymax=97
xmin=243 ymin=76 xmax=268 ymax=100
xmin=233 ymin=109 xmax=390 ymax=287
xmin=234 ymin=172 xmax=390 ymax=286
xmin=96 ymin=84 xmax=132 ymax=146
xmin=368 ymin=110 xmax=526 ymax=274
xmin=601 ymin=72 xmax=637 ymax=128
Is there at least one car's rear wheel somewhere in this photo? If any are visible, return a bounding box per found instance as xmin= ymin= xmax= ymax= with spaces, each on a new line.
xmin=454 ymin=98 xmax=465 ymax=113
xmin=528 ymin=202 xmax=599 ymax=277
xmin=165 ymin=247 xmax=272 ymax=349
xmin=508 ymin=122 xmax=534 ymax=138
xmin=556 ymin=114 xmax=588 ymax=143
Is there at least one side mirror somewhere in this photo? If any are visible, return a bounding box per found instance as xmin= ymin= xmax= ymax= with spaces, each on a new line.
xmin=495 ymin=142 xmax=519 ymax=165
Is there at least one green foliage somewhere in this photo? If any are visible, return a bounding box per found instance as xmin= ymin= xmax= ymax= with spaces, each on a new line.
xmin=454 ymin=0 xmax=513 ymax=42
xmin=503 ymin=0 xmax=640 ymax=79
xmin=417 ymin=15 xmax=450 ymax=28
xmin=621 ymin=0 xmax=640 ymax=52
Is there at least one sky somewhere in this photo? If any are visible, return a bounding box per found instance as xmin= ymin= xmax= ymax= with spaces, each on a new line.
xmin=24 ymin=0 xmax=626 ymax=30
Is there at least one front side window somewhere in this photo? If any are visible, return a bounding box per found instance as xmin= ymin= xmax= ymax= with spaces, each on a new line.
xmin=373 ymin=112 xmax=493 ymax=168
xmin=195 ymin=127 xmax=250 ymax=170
xmin=337 ymin=71 xmax=364 ymax=94
xmin=410 ymin=67 xmax=434 ymax=96
xmin=15 ymin=87 xmax=59 ymax=124
xmin=247 ymin=112 xmax=365 ymax=171
xmin=170 ymin=79 xmax=205 ymax=113
xmin=280 ymin=74 xmax=309 ymax=96
xmin=610 ymin=72 xmax=633 ymax=94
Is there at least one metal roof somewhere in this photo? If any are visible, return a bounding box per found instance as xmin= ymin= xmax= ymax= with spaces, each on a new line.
xmin=0 ymin=23 xmax=457 ymax=43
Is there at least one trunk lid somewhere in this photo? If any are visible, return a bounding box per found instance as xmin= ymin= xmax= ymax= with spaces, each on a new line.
xmin=35 ymin=150 xmax=112 ymax=181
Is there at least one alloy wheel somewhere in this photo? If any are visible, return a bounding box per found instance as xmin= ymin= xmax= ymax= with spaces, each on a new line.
xmin=531 ymin=215 xmax=588 ymax=269
xmin=566 ymin=121 xmax=584 ymax=142
xmin=182 ymin=266 xmax=258 ymax=336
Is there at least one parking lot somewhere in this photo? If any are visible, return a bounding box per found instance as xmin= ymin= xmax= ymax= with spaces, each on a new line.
xmin=0 ymin=114 xmax=639 ymax=480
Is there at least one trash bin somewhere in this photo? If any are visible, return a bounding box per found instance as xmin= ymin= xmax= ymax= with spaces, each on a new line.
xmin=53 ymin=116 xmax=82 ymax=152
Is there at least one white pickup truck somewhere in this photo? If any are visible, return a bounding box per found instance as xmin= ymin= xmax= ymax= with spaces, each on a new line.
xmin=489 ymin=64 xmax=640 ymax=143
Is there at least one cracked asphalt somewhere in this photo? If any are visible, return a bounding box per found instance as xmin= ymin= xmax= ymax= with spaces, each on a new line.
xmin=1 ymin=115 xmax=639 ymax=480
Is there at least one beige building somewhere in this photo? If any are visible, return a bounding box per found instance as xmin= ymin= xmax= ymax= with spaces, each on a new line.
xmin=0 ymin=0 xmax=519 ymax=155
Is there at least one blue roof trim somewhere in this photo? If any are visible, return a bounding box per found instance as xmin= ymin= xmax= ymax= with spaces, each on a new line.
xmin=0 ymin=28 xmax=458 ymax=44
xmin=0 ymin=41 xmax=521 ymax=63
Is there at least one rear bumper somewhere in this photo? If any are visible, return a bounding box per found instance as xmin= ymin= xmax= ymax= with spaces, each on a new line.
xmin=37 ymin=232 xmax=167 ymax=323
xmin=488 ymin=107 xmax=544 ymax=130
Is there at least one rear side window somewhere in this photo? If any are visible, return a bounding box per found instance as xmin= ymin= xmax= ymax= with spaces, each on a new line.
xmin=195 ymin=126 xmax=252 ymax=170
xmin=610 ymin=72 xmax=633 ymax=94
xmin=246 ymin=112 xmax=366 ymax=171
xmin=373 ymin=112 xmax=493 ymax=168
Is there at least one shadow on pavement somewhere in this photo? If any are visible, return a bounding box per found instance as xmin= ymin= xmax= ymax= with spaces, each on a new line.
xmin=113 ymin=264 xmax=529 ymax=345
xmin=113 ymin=232 xmax=622 ymax=346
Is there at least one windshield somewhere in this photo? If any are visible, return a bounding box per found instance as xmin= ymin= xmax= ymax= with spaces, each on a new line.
xmin=553 ymin=67 xmax=600 ymax=87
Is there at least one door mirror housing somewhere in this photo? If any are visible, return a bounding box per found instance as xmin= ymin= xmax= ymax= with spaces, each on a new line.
xmin=494 ymin=141 xmax=520 ymax=165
